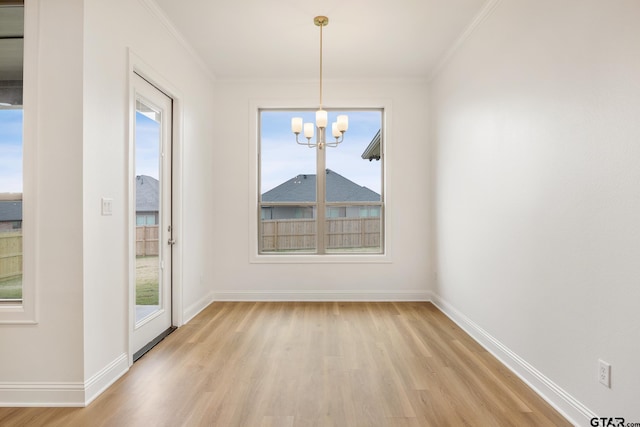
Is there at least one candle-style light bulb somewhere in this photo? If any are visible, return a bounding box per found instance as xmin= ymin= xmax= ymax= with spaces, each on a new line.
xmin=337 ymin=115 xmax=349 ymax=132
xmin=291 ymin=117 xmax=303 ymax=134
xmin=316 ymin=110 xmax=328 ymax=128
xmin=303 ymin=122 xmax=314 ymax=139
xmin=332 ymin=122 xmax=341 ymax=138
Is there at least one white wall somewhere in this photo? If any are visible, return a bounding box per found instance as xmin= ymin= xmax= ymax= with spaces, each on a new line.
xmin=0 ymin=0 xmax=86 ymax=404
xmin=0 ymin=0 xmax=216 ymax=405
xmin=211 ymin=79 xmax=431 ymax=300
xmin=82 ymin=0 xmax=216 ymax=390
xmin=431 ymin=0 xmax=640 ymax=423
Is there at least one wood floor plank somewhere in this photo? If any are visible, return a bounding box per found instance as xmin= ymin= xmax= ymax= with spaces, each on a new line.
xmin=0 ymin=302 xmax=571 ymax=427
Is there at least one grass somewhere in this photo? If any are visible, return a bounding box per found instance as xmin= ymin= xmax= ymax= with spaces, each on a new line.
xmin=136 ymin=256 xmax=159 ymax=305
xmin=0 ymin=259 xmax=159 ymax=304
xmin=0 ymin=276 xmax=22 ymax=300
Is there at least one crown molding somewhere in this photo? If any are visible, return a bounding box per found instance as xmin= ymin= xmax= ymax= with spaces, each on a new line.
xmin=137 ymin=0 xmax=216 ymax=83
xmin=428 ymin=0 xmax=502 ymax=82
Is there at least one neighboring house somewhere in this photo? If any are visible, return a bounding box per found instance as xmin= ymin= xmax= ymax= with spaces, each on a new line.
xmin=0 ymin=200 xmax=22 ymax=232
xmin=361 ymin=129 xmax=381 ymax=161
xmin=0 ymin=183 xmax=160 ymax=230
xmin=136 ymin=175 xmax=159 ymax=226
xmin=261 ymin=169 xmax=380 ymax=220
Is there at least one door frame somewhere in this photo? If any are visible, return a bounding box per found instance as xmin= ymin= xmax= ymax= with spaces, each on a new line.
xmin=127 ymin=50 xmax=184 ymax=366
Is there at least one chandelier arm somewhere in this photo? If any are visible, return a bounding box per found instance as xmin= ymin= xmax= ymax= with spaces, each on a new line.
xmin=324 ymin=132 xmax=344 ymax=147
xmin=295 ymin=133 xmax=318 ymax=148
xmin=325 ymin=140 xmax=342 ymax=148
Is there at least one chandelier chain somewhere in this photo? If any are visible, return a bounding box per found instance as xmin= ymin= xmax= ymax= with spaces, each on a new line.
xmin=319 ymin=22 xmax=323 ymax=109
xmin=291 ymin=16 xmax=347 ymax=149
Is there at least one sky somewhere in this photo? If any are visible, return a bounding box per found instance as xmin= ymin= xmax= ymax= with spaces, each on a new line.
xmin=0 ymin=110 xmax=161 ymax=195
xmin=1 ymin=109 xmax=381 ymax=195
xmin=135 ymin=111 xmax=161 ymax=179
xmin=0 ymin=109 xmax=23 ymax=194
xmin=260 ymin=110 xmax=382 ymax=195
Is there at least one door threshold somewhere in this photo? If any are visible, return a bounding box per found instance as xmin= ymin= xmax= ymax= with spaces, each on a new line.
xmin=133 ymin=326 xmax=177 ymax=362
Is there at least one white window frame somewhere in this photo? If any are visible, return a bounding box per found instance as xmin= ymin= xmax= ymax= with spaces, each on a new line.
xmin=249 ymin=99 xmax=392 ymax=264
xmin=0 ymin=0 xmax=37 ymax=323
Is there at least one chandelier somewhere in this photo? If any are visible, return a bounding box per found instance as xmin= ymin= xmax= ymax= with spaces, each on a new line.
xmin=291 ymin=16 xmax=348 ymax=149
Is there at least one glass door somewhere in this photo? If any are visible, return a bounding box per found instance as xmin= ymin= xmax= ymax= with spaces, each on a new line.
xmin=131 ymin=73 xmax=173 ymax=360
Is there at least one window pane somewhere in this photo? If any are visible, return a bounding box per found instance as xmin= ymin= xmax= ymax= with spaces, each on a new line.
xmin=326 ymin=111 xmax=382 ymax=201
xmin=135 ymin=102 xmax=162 ymax=320
xmin=0 ymin=4 xmax=24 ymax=301
xmin=325 ymin=111 xmax=382 ymax=253
xmin=325 ymin=204 xmax=382 ymax=253
xmin=0 ymin=111 xmax=23 ymax=192
xmin=260 ymin=110 xmax=317 ymax=201
xmin=259 ymin=109 xmax=384 ymax=255
xmin=260 ymin=110 xmax=318 ymax=252
xmin=260 ymin=205 xmax=316 ymax=253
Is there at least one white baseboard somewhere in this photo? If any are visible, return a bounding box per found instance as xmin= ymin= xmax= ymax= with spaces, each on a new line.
xmin=3 ymin=292 xmax=591 ymax=420
xmin=0 ymin=353 xmax=129 ymax=407
xmin=431 ymin=293 xmax=595 ymax=427
xmin=212 ymin=290 xmax=432 ymax=302
xmin=0 ymin=382 xmax=85 ymax=407
xmin=183 ymin=291 xmax=215 ymax=324
xmin=84 ymin=353 xmax=128 ymax=406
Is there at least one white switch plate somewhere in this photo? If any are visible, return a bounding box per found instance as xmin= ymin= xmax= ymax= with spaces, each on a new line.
xmin=598 ymin=359 xmax=611 ymax=388
xmin=101 ymin=197 xmax=113 ymax=216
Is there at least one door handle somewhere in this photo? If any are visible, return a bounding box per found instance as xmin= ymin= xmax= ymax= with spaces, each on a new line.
xmin=168 ymin=238 xmax=176 ymax=246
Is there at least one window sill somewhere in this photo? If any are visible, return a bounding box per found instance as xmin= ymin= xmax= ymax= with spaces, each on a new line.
xmin=0 ymin=303 xmax=37 ymax=324
xmin=250 ymin=252 xmax=392 ymax=264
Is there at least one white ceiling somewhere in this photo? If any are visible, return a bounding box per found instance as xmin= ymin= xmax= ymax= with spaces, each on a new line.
xmin=152 ymin=0 xmax=488 ymax=80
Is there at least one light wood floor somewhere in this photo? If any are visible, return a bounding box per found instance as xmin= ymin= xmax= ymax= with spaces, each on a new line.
xmin=0 ymin=302 xmax=570 ymax=427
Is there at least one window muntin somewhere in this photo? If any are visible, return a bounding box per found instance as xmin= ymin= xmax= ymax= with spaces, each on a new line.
xmin=259 ymin=109 xmax=383 ymax=255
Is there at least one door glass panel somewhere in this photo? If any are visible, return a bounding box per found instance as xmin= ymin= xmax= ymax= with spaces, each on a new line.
xmin=135 ymin=99 xmax=162 ymax=323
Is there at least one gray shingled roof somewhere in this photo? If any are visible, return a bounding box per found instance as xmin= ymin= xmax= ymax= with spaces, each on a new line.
xmin=136 ymin=175 xmax=159 ymax=212
xmin=262 ymin=169 xmax=380 ymax=202
xmin=0 ymin=200 xmax=22 ymax=222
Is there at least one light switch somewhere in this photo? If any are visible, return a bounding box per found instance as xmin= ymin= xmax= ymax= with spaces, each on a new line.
xmin=101 ymin=197 xmax=113 ymax=216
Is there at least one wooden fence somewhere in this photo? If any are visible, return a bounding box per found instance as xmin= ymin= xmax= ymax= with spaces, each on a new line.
xmin=1 ymin=220 xmax=379 ymax=271
xmin=136 ymin=225 xmax=159 ymax=257
xmin=260 ymin=217 xmax=381 ymax=252
xmin=0 ymin=231 xmax=22 ymax=281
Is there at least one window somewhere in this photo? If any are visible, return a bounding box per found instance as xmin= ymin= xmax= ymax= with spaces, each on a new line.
xmin=136 ymin=214 xmax=157 ymax=226
xmin=259 ymin=109 xmax=384 ymax=254
xmin=0 ymin=2 xmax=24 ymax=303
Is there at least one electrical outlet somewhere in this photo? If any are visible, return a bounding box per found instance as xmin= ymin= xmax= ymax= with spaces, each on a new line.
xmin=598 ymin=359 xmax=611 ymax=388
